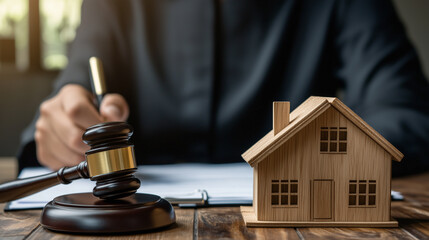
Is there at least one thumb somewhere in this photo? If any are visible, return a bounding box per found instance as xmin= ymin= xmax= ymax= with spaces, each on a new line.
xmin=99 ymin=93 xmax=130 ymax=122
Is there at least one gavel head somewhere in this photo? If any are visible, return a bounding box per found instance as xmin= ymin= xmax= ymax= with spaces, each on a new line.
xmin=82 ymin=122 xmax=141 ymax=200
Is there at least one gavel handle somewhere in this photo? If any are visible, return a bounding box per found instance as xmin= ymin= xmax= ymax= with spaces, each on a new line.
xmin=0 ymin=161 xmax=89 ymax=203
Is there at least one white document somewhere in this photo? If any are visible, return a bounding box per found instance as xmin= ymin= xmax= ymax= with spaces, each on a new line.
xmin=6 ymin=162 xmax=253 ymax=210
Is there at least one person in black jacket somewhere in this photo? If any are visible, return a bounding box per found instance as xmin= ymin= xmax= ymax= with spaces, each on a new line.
xmin=19 ymin=0 xmax=429 ymax=176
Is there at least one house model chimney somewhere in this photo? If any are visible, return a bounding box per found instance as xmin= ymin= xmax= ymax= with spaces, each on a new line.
xmin=273 ymin=101 xmax=290 ymax=135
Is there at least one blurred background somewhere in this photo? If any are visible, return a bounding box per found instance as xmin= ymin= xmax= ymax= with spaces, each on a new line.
xmin=0 ymin=0 xmax=428 ymax=172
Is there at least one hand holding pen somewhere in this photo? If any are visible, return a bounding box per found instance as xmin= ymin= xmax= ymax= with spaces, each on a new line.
xmin=34 ymin=57 xmax=129 ymax=170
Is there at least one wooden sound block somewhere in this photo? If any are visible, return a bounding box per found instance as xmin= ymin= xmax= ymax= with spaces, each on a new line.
xmin=41 ymin=193 xmax=176 ymax=233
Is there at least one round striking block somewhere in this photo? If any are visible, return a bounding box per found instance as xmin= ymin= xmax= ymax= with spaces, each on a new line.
xmin=41 ymin=193 xmax=176 ymax=233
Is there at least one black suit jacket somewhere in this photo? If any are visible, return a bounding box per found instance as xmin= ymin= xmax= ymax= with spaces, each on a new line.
xmin=19 ymin=0 xmax=429 ymax=176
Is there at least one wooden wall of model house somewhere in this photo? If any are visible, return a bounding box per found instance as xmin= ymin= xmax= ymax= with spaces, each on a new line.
xmin=255 ymin=106 xmax=392 ymax=222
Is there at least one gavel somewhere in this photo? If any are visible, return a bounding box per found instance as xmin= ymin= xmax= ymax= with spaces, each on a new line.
xmin=0 ymin=121 xmax=140 ymax=202
xmin=0 ymin=56 xmax=175 ymax=233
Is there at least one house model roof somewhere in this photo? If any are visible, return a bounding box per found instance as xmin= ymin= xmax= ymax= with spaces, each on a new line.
xmin=242 ymin=96 xmax=404 ymax=166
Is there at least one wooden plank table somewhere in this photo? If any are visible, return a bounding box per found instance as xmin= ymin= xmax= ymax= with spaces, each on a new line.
xmin=1 ymin=158 xmax=428 ymax=239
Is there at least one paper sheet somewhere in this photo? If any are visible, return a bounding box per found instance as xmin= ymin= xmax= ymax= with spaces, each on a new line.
xmin=7 ymin=162 xmax=253 ymax=210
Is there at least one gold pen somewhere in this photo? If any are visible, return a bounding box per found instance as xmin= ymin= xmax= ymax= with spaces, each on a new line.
xmin=89 ymin=56 xmax=107 ymax=110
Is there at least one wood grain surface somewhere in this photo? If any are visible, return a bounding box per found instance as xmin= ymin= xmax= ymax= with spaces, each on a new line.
xmin=25 ymin=208 xmax=194 ymax=240
xmin=0 ymin=157 xmax=17 ymax=184
xmin=297 ymin=227 xmax=416 ymax=240
xmin=197 ymin=207 xmax=299 ymax=240
xmin=1 ymin=158 xmax=429 ymax=239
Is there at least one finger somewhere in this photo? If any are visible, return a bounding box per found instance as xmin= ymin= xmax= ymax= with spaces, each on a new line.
xmin=38 ymin=138 xmax=85 ymax=170
xmin=100 ymin=93 xmax=130 ymax=122
xmin=49 ymin=130 xmax=86 ymax=167
xmin=61 ymin=85 xmax=103 ymax=129
xmin=35 ymin=118 xmax=85 ymax=170
xmin=50 ymin=107 xmax=89 ymax=154
xmin=40 ymin=94 xmax=89 ymax=154
xmin=35 ymin=129 xmax=63 ymax=170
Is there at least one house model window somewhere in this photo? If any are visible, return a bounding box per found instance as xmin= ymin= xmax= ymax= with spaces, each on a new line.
xmin=271 ymin=180 xmax=298 ymax=207
xmin=320 ymin=127 xmax=347 ymax=153
xmin=348 ymin=180 xmax=376 ymax=207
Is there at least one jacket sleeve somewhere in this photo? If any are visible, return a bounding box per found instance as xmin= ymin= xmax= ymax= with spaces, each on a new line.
xmin=17 ymin=0 xmax=121 ymax=171
xmin=334 ymin=0 xmax=429 ymax=176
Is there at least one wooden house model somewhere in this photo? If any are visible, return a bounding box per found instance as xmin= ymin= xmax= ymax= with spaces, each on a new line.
xmin=240 ymin=96 xmax=403 ymax=227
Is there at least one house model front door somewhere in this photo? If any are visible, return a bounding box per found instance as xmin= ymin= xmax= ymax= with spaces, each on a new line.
xmin=312 ymin=179 xmax=334 ymax=221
